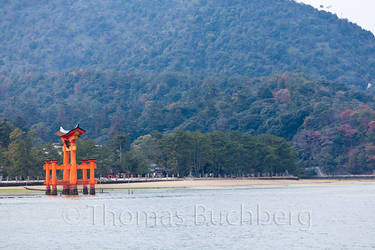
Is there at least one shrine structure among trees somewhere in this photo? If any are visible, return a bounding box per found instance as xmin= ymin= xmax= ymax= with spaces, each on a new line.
xmin=43 ymin=125 xmax=97 ymax=195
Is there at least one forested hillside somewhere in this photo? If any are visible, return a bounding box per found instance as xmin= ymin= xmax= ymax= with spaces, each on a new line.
xmin=1 ymin=0 xmax=375 ymax=176
xmin=2 ymin=71 xmax=375 ymax=174
xmin=0 ymin=0 xmax=374 ymax=85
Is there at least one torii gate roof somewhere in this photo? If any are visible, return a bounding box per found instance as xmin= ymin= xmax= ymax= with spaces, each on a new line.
xmin=55 ymin=124 xmax=85 ymax=139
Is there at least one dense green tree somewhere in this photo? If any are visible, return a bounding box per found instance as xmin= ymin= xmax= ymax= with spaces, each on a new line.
xmin=6 ymin=128 xmax=36 ymax=177
xmin=0 ymin=147 xmax=9 ymax=177
xmin=0 ymin=119 xmax=12 ymax=148
xmin=122 ymin=151 xmax=150 ymax=175
xmin=111 ymin=134 xmax=131 ymax=171
xmin=77 ymin=139 xmax=113 ymax=175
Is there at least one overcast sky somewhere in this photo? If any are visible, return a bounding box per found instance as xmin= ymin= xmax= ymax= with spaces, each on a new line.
xmin=296 ymin=0 xmax=375 ymax=35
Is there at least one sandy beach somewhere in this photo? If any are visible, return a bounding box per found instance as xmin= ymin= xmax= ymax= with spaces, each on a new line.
xmin=1 ymin=178 xmax=375 ymax=194
xmin=94 ymin=178 xmax=375 ymax=189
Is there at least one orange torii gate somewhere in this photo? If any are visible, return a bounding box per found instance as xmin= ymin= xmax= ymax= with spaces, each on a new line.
xmin=43 ymin=125 xmax=97 ymax=195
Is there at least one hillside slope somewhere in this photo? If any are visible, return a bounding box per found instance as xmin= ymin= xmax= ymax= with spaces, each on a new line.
xmin=0 ymin=0 xmax=374 ymax=85
xmin=2 ymin=71 xmax=375 ymax=173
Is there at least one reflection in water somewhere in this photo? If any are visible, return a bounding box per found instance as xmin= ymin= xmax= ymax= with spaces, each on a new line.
xmin=1 ymin=184 xmax=375 ymax=249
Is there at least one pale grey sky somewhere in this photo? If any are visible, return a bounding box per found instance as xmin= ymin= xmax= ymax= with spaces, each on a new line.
xmin=296 ymin=0 xmax=375 ymax=35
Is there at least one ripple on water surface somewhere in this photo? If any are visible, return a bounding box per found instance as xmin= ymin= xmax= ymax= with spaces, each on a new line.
xmin=1 ymin=184 xmax=375 ymax=249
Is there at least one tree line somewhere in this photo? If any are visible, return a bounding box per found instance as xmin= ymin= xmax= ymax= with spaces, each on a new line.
xmin=0 ymin=118 xmax=299 ymax=179
xmin=128 ymin=130 xmax=298 ymax=177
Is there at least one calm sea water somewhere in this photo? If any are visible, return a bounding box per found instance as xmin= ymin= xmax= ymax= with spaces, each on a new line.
xmin=1 ymin=183 xmax=375 ymax=249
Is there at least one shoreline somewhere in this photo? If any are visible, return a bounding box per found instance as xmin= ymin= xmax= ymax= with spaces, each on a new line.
xmin=2 ymin=174 xmax=375 ymax=187
xmin=1 ymin=178 xmax=375 ymax=195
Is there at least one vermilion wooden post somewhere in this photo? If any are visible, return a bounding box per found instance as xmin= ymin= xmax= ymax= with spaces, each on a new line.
xmin=62 ymin=139 xmax=70 ymax=195
xmin=44 ymin=161 xmax=51 ymax=195
xmin=51 ymin=160 xmax=58 ymax=195
xmin=81 ymin=160 xmax=89 ymax=194
xmin=88 ymin=159 xmax=97 ymax=195
xmin=69 ymin=139 xmax=78 ymax=195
